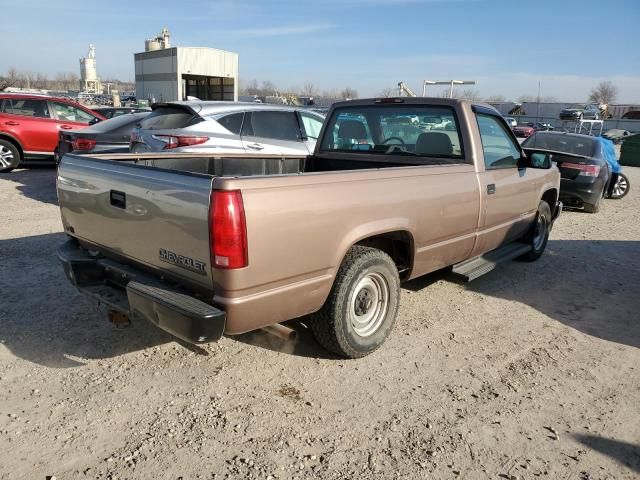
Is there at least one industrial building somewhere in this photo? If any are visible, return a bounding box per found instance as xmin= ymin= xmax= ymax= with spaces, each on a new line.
xmin=134 ymin=28 xmax=238 ymax=103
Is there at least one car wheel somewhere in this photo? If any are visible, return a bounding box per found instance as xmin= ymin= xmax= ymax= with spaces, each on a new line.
xmin=519 ymin=200 xmax=551 ymax=262
xmin=310 ymin=246 xmax=400 ymax=358
xmin=0 ymin=140 xmax=21 ymax=173
xmin=609 ymin=173 xmax=630 ymax=199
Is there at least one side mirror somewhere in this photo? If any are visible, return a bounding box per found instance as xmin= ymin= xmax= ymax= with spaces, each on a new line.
xmin=89 ymin=117 xmax=101 ymax=125
xmin=529 ymin=152 xmax=552 ymax=169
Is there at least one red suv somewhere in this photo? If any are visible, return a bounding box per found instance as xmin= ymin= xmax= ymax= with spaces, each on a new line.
xmin=0 ymin=93 xmax=106 ymax=173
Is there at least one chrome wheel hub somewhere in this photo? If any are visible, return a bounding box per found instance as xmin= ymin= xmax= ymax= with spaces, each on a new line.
xmin=613 ymin=176 xmax=628 ymax=197
xmin=349 ymin=272 xmax=389 ymax=337
xmin=0 ymin=146 xmax=15 ymax=168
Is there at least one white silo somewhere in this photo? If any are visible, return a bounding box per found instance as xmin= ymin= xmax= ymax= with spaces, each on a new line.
xmin=79 ymin=44 xmax=102 ymax=93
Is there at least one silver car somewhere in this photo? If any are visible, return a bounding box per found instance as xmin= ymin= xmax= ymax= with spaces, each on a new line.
xmin=130 ymin=102 xmax=325 ymax=155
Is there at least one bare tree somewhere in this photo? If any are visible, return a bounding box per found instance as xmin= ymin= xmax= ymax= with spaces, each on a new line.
xmin=340 ymin=87 xmax=358 ymax=99
xmin=241 ymin=79 xmax=259 ymax=96
xmin=589 ymin=81 xmax=618 ymax=105
xmin=301 ymin=83 xmax=318 ymax=97
xmin=377 ymin=87 xmax=396 ymax=97
xmin=458 ymin=89 xmax=482 ymax=101
xmin=261 ymin=80 xmax=277 ymax=96
xmin=485 ymin=95 xmax=506 ymax=102
xmin=0 ymin=68 xmax=21 ymax=91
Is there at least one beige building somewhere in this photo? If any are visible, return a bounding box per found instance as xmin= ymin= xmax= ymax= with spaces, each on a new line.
xmin=134 ymin=45 xmax=238 ymax=103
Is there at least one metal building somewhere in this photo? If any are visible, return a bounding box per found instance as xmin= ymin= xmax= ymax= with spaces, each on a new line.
xmin=134 ymin=29 xmax=238 ymax=103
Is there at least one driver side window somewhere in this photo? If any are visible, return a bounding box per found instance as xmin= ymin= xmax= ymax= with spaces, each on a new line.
xmin=476 ymin=114 xmax=521 ymax=169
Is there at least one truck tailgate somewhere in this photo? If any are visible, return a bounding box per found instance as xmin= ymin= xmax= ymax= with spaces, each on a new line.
xmin=57 ymin=155 xmax=214 ymax=290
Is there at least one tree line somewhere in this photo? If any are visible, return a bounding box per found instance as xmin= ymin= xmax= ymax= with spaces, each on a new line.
xmin=240 ymin=79 xmax=358 ymax=100
xmin=0 ymin=67 xmax=135 ymax=93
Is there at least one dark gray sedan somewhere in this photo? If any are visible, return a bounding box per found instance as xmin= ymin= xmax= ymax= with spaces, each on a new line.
xmin=522 ymin=131 xmax=610 ymax=213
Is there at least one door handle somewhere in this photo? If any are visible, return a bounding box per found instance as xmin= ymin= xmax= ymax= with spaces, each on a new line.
xmin=4 ymin=121 xmax=19 ymax=126
xmin=60 ymin=125 xmax=73 ymax=130
xmin=247 ymin=143 xmax=264 ymax=150
xmin=487 ymin=184 xmax=496 ymax=195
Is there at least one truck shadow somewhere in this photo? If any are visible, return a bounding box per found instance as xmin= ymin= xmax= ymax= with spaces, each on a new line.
xmin=462 ymin=239 xmax=640 ymax=350
xmin=572 ymin=433 xmax=640 ymax=473
xmin=0 ymin=232 xmax=181 ymax=368
xmin=0 ymin=166 xmax=58 ymax=205
xmin=2 ymin=235 xmax=637 ymax=367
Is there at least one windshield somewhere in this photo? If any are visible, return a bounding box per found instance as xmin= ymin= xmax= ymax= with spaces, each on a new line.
xmin=522 ymin=133 xmax=596 ymax=157
xmin=319 ymin=105 xmax=464 ymax=160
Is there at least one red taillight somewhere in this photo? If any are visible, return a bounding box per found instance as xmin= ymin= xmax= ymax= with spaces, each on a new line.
xmin=153 ymin=135 xmax=209 ymax=150
xmin=71 ymin=138 xmax=97 ymax=151
xmin=561 ymin=162 xmax=601 ymax=177
xmin=210 ymin=190 xmax=248 ymax=269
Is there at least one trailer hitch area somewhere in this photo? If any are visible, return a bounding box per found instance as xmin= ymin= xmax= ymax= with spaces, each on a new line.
xmin=108 ymin=309 xmax=131 ymax=328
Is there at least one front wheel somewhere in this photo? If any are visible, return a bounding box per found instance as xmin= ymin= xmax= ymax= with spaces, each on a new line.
xmin=520 ymin=200 xmax=551 ymax=262
xmin=608 ymin=173 xmax=630 ymax=199
xmin=310 ymin=246 xmax=400 ymax=358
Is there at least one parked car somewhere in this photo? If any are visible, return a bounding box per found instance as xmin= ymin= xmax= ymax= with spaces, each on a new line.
xmin=621 ymin=110 xmax=640 ymax=120
xmin=91 ymin=107 xmax=150 ymax=119
xmin=522 ymin=131 xmax=610 ymax=212
xmin=57 ymin=98 xmax=561 ymax=358
xmin=513 ymin=124 xmax=536 ymax=138
xmin=527 ymin=122 xmax=555 ymax=131
xmin=129 ymin=102 xmax=325 ymax=155
xmin=559 ymin=104 xmax=600 ymax=121
xmin=0 ymin=93 xmax=106 ymax=172
xmin=57 ymin=112 xmax=150 ymax=161
xmin=503 ymin=117 xmax=517 ymax=128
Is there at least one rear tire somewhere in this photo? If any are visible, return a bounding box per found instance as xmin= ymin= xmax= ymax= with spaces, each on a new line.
xmin=310 ymin=246 xmax=400 ymax=358
xmin=0 ymin=140 xmax=21 ymax=173
xmin=520 ymin=200 xmax=551 ymax=262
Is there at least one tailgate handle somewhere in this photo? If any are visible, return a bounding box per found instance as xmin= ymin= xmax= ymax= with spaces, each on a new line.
xmin=110 ymin=190 xmax=126 ymax=209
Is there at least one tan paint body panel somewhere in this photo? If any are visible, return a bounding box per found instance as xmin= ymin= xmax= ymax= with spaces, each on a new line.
xmin=57 ymin=99 xmax=560 ymax=335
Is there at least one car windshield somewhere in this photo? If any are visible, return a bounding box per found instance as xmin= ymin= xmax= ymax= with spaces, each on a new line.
xmin=523 ymin=133 xmax=596 ymax=157
xmin=319 ymin=104 xmax=464 ymax=160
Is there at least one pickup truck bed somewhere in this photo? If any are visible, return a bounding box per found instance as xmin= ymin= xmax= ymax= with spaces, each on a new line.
xmin=57 ymin=98 xmax=561 ymax=358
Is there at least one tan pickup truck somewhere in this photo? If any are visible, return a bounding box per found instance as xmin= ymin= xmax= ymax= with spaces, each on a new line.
xmin=57 ymin=98 xmax=561 ymax=358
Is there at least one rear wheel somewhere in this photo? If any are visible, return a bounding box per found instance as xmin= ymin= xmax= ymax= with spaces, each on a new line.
xmin=310 ymin=246 xmax=400 ymax=358
xmin=520 ymin=200 xmax=551 ymax=262
xmin=0 ymin=140 xmax=20 ymax=173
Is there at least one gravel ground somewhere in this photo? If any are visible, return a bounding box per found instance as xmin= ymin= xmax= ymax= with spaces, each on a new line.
xmin=0 ymin=166 xmax=639 ymax=480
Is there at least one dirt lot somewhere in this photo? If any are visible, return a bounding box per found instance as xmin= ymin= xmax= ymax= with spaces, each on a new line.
xmin=1 ymin=166 xmax=639 ymax=480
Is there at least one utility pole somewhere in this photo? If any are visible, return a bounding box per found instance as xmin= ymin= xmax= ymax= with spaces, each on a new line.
xmin=536 ymin=80 xmax=541 ymax=123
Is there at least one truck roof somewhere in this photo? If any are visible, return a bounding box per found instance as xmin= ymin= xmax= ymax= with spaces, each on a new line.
xmin=329 ymin=97 xmax=495 ymax=110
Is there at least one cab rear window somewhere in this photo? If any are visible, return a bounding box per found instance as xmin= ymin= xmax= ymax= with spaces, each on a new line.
xmin=319 ymin=105 xmax=464 ymax=161
xmin=139 ymin=107 xmax=201 ymax=130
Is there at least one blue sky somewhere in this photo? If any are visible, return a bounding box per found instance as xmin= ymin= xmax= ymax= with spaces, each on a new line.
xmin=1 ymin=0 xmax=639 ymax=102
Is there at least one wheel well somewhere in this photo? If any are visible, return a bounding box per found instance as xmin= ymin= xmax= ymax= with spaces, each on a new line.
xmin=541 ymin=189 xmax=557 ymax=209
xmin=355 ymin=231 xmax=414 ymax=280
xmin=0 ymin=134 xmax=24 ymax=159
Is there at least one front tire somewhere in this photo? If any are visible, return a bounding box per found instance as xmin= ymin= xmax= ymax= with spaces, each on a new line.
xmin=310 ymin=246 xmax=400 ymax=358
xmin=520 ymin=200 xmax=551 ymax=262
xmin=0 ymin=140 xmax=21 ymax=173
xmin=608 ymin=173 xmax=630 ymax=199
